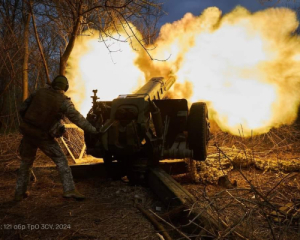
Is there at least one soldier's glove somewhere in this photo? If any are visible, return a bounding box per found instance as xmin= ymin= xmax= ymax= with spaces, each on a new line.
xmin=59 ymin=125 xmax=66 ymax=135
xmin=94 ymin=131 xmax=102 ymax=139
xmin=49 ymin=122 xmax=66 ymax=138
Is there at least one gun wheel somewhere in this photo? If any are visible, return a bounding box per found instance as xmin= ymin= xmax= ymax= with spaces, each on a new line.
xmin=187 ymin=102 xmax=210 ymax=161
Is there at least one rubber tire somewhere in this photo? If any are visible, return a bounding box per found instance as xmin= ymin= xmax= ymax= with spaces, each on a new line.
xmin=187 ymin=102 xmax=210 ymax=161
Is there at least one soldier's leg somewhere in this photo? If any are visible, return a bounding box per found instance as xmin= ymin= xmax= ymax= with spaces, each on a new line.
xmin=39 ymin=139 xmax=75 ymax=193
xmin=15 ymin=137 xmax=37 ymax=199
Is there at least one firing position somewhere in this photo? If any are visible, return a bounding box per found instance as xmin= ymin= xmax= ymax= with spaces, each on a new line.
xmin=15 ymin=75 xmax=98 ymax=201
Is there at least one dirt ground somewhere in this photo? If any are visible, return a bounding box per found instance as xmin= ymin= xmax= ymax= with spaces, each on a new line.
xmin=0 ymin=129 xmax=300 ymax=239
xmin=0 ymin=135 xmax=164 ymax=240
xmin=0 ymin=164 xmax=164 ymax=240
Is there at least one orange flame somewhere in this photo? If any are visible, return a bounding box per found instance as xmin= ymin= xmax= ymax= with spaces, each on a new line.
xmin=66 ymin=28 xmax=145 ymax=116
xmin=67 ymin=6 xmax=300 ymax=136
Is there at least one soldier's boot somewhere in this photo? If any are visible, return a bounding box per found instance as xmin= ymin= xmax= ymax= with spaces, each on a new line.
xmin=14 ymin=191 xmax=29 ymax=202
xmin=63 ymin=189 xmax=85 ymax=200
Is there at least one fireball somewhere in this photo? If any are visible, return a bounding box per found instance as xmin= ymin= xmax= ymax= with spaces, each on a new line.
xmin=67 ymin=6 xmax=300 ymax=136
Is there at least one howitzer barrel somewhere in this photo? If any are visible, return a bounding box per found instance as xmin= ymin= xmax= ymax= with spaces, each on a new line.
xmin=134 ymin=76 xmax=175 ymax=101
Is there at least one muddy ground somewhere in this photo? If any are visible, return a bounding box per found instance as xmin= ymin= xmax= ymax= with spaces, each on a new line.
xmin=0 ymin=129 xmax=300 ymax=239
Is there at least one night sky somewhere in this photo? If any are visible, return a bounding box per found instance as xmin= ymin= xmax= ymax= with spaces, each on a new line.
xmin=158 ymin=0 xmax=295 ymax=27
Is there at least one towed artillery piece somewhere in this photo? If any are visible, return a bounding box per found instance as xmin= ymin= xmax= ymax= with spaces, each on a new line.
xmin=84 ymin=76 xmax=210 ymax=183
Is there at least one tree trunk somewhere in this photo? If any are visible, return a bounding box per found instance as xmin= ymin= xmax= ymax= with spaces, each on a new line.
xmin=59 ymin=7 xmax=83 ymax=75
xmin=22 ymin=8 xmax=31 ymax=101
xmin=30 ymin=2 xmax=51 ymax=85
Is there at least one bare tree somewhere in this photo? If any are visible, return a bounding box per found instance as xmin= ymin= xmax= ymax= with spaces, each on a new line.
xmin=0 ymin=0 xmax=24 ymax=131
xmin=35 ymin=0 xmax=163 ymax=75
xmin=22 ymin=0 xmax=32 ymax=100
xmin=30 ymin=1 xmax=51 ymax=83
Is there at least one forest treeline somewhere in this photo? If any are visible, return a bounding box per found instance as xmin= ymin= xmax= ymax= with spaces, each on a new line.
xmin=0 ymin=0 xmax=162 ymax=133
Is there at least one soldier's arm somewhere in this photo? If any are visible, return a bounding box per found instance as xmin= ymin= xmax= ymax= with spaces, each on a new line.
xmin=62 ymin=99 xmax=97 ymax=134
xmin=19 ymin=92 xmax=36 ymax=119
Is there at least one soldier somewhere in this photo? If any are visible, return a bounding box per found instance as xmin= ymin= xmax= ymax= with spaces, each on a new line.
xmin=15 ymin=75 xmax=98 ymax=201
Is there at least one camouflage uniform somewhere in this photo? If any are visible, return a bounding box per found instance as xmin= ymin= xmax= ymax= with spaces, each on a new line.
xmin=15 ymin=87 xmax=97 ymax=198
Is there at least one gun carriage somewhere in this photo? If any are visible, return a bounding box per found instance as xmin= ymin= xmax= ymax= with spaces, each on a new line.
xmin=84 ymin=77 xmax=210 ymax=183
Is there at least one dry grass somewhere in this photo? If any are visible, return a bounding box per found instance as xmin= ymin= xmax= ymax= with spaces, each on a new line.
xmin=178 ymin=169 xmax=300 ymax=240
xmin=167 ymin=125 xmax=300 ymax=239
xmin=211 ymin=124 xmax=300 ymax=154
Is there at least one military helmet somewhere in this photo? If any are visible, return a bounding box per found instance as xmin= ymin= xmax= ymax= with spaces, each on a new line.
xmin=51 ymin=75 xmax=69 ymax=92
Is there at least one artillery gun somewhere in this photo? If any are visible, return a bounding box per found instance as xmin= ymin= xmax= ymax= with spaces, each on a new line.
xmin=84 ymin=76 xmax=210 ymax=183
